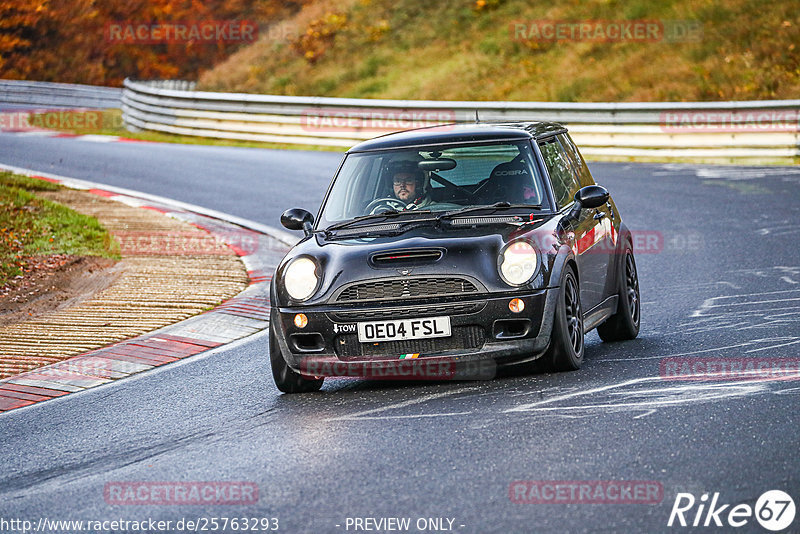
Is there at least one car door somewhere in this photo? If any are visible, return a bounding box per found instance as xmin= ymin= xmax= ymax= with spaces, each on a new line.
xmin=538 ymin=136 xmax=606 ymax=311
xmin=558 ymin=133 xmax=617 ymax=305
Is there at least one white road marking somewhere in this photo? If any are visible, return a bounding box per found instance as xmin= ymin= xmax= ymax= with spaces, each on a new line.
xmin=594 ymin=341 xmax=756 ymax=362
xmin=598 ymin=337 xmax=800 ymax=363
xmin=692 ymin=289 xmax=800 ymax=317
xmin=694 ymin=167 xmax=800 ymax=181
xmin=504 ymin=378 xmax=783 ymax=415
xmin=76 ymin=134 xmax=120 ymax=142
xmin=503 ymin=377 xmax=659 ymax=413
xmin=744 ymin=338 xmax=800 ymax=353
xmin=699 ymin=297 xmax=800 ymax=310
xmin=12 ymin=131 xmax=56 ymax=137
xmin=335 ymin=412 xmax=472 ymax=420
xmin=522 ymin=385 xmax=764 ymax=412
xmin=327 ymin=387 xmax=473 ymax=421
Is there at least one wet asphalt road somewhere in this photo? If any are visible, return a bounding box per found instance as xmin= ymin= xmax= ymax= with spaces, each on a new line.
xmin=1 ymin=133 xmax=799 ymax=533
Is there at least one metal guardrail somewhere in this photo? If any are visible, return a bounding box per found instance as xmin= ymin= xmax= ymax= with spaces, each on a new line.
xmin=122 ymin=79 xmax=800 ymax=163
xmin=0 ymin=80 xmax=122 ymax=109
xmin=1 ymin=79 xmax=796 ymax=163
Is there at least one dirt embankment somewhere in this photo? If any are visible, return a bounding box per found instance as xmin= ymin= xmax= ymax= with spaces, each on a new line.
xmin=0 ymin=255 xmax=122 ymax=327
xmin=0 ymin=187 xmax=249 ymax=380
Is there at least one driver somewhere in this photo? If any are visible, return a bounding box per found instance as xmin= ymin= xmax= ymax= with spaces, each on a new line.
xmin=390 ymin=161 xmax=432 ymax=209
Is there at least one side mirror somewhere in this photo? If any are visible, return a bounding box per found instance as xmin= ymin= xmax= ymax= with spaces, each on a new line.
xmin=575 ymin=185 xmax=609 ymax=209
xmin=281 ymin=208 xmax=314 ymax=237
xmin=566 ymin=185 xmax=610 ymax=221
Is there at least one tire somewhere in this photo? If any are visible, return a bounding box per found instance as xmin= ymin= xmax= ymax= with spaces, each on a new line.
xmin=270 ymin=328 xmax=324 ymax=393
xmin=545 ymin=265 xmax=585 ymax=371
xmin=597 ymin=246 xmax=640 ymax=342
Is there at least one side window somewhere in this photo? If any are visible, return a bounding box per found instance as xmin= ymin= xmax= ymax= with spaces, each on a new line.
xmin=539 ymin=138 xmax=581 ymax=209
xmin=558 ymin=133 xmax=595 ymax=188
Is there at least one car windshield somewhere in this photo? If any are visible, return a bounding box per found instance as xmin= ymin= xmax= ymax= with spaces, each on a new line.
xmin=318 ymin=141 xmax=550 ymax=229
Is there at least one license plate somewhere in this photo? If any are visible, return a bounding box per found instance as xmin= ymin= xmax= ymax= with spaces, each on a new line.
xmin=357 ymin=316 xmax=451 ymax=343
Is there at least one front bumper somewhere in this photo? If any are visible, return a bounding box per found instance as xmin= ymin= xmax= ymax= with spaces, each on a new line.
xmin=272 ymin=289 xmax=557 ymax=380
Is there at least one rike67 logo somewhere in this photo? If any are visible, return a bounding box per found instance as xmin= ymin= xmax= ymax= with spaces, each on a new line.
xmin=668 ymin=490 xmax=795 ymax=531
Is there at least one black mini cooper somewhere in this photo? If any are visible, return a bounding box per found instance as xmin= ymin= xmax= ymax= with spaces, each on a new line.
xmin=270 ymin=122 xmax=640 ymax=392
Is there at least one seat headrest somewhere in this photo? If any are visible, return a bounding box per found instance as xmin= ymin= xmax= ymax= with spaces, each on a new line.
xmin=489 ymin=158 xmax=529 ymax=180
xmin=486 ymin=157 xmax=536 ymax=204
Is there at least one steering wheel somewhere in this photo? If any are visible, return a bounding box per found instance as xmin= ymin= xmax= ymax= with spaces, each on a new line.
xmin=365 ymin=197 xmax=407 ymax=214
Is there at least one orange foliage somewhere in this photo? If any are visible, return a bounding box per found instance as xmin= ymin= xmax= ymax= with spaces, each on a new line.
xmin=290 ymin=12 xmax=348 ymax=63
xmin=0 ymin=0 xmax=313 ymax=86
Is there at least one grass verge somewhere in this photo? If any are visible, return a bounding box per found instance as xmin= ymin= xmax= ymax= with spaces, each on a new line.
xmin=0 ymin=172 xmax=119 ymax=286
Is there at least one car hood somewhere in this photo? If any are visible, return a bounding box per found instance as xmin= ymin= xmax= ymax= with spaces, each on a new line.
xmin=275 ymin=219 xmax=559 ymax=307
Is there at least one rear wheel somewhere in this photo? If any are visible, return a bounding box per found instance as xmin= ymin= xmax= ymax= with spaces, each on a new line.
xmin=597 ymin=246 xmax=640 ymax=341
xmin=270 ymin=328 xmax=324 ymax=393
xmin=546 ymin=266 xmax=584 ymax=371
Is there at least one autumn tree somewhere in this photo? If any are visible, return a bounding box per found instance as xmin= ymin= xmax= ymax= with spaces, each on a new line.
xmin=0 ymin=0 xmax=313 ymax=85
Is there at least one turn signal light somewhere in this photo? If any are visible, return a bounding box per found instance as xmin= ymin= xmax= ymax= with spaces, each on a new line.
xmin=294 ymin=313 xmax=308 ymax=328
xmin=509 ymin=298 xmax=525 ymax=313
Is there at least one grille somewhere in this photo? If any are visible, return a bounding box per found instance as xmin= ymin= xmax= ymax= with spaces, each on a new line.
xmin=335 ymin=326 xmax=486 ymax=359
xmin=328 ymin=302 xmax=485 ymax=322
xmin=335 ymin=277 xmax=480 ymax=303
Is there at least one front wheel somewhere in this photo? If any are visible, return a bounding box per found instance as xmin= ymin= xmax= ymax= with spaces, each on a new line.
xmin=545 ymin=265 xmax=585 ymax=371
xmin=270 ymin=328 xmax=324 ymax=393
xmin=597 ymin=246 xmax=640 ymax=342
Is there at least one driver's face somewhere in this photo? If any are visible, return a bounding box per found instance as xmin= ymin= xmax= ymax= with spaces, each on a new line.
xmin=393 ymin=173 xmax=417 ymax=202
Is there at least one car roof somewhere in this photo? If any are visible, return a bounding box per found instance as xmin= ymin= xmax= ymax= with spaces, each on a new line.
xmin=348 ymin=121 xmax=568 ymax=152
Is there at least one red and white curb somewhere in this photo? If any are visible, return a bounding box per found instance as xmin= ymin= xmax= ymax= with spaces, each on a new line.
xmin=0 ymin=163 xmax=297 ymax=413
xmin=1 ymin=130 xmax=150 ymax=144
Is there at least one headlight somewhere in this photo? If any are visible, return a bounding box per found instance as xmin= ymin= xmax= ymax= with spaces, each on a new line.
xmin=283 ymin=257 xmax=319 ymax=301
xmin=499 ymin=241 xmax=539 ymax=286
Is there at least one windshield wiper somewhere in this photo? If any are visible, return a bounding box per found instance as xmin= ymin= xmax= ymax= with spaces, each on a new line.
xmin=437 ymin=202 xmax=543 ymax=222
xmin=323 ymin=209 xmax=432 ymax=234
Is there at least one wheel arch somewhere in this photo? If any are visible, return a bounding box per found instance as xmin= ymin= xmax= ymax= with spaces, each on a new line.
xmin=547 ymin=245 xmax=579 ymax=290
xmin=537 ymin=246 xmax=578 ymax=343
xmin=609 ymin=221 xmax=634 ymax=295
